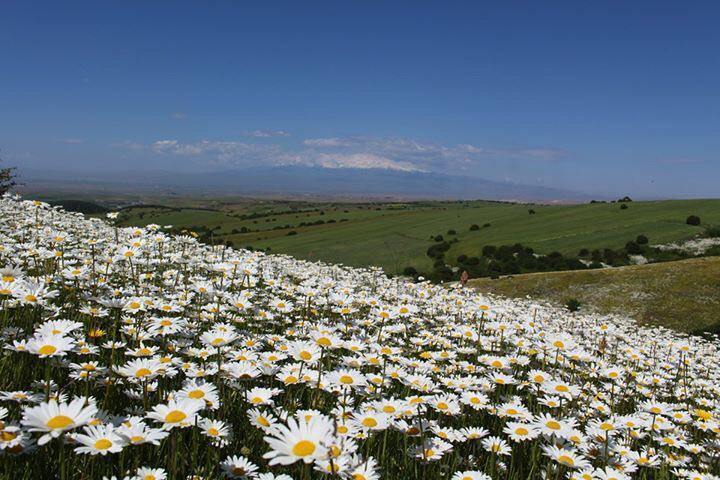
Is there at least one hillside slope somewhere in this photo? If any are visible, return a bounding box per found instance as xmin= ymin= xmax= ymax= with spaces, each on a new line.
xmin=466 ymin=257 xmax=720 ymax=334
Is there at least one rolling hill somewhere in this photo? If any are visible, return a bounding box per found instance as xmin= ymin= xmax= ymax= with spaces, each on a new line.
xmin=465 ymin=257 xmax=720 ymax=334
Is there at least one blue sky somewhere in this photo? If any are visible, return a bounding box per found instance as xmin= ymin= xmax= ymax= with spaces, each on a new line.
xmin=1 ymin=0 xmax=718 ymax=198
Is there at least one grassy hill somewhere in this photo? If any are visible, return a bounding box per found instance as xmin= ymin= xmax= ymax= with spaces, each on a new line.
xmin=466 ymin=257 xmax=720 ymax=334
xmin=113 ymin=198 xmax=720 ymax=274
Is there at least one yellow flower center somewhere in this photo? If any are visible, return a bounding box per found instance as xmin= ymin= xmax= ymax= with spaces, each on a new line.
xmin=515 ymin=427 xmax=529 ymax=436
xmin=558 ymin=455 xmax=574 ymax=466
xmin=339 ymin=375 xmax=354 ymax=385
xmin=47 ymin=415 xmax=74 ymax=429
xmin=299 ymin=351 xmax=312 ymax=360
xmin=362 ymin=418 xmax=378 ymax=428
xmin=292 ymin=440 xmax=316 ymax=457
xmin=94 ymin=439 xmax=113 ymax=450
xmin=38 ymin=345 xmax=57 ymax=355
xmin=164 ymin=410 xmax=187 ymax=423
xmin=188 ymin=390 xmax=205 ymax=399
xmin=546 ymin=420 xmax=561 ymax=430
xmin=135 ymin=368 xmax=152 ymax=377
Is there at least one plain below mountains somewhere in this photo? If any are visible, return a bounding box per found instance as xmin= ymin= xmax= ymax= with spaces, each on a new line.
xmin=20 ymin=166 xmax=589 ymax=202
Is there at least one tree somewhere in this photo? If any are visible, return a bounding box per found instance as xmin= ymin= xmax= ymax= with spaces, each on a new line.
xmin=686 ymin=215 xmax=701 ymax=226
xmin=402 ymin=266 xmax=418 ymax=276
xmin=469 ymin=224 xmax=480 ymax=231
xmin=0 ymin=151 xmax=17 ymax=195
xmin=636 ymin=234 xmax=649 ymax=245
xmin=625 ymin=240 xmax=642 ymax=255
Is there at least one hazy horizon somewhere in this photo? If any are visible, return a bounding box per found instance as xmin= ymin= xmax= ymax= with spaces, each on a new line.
xmin=2 ymin=1 xmax=719 ymax=199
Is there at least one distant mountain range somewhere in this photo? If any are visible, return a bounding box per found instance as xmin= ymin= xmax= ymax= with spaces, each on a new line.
xmin=19 ymin=165 xmax=591 ymax=202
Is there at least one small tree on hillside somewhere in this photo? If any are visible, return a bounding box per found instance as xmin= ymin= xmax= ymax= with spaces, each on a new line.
xmin=686 ymin=215 xmax=701 ymax=226
xmin=0 ymin=151 xmax=18 ymax=194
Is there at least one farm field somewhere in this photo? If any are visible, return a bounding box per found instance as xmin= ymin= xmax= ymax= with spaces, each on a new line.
xmin=110 ymin=198 xmax=720 ymax=274
xmin=466 ymin=256 xmax=720 ymax=334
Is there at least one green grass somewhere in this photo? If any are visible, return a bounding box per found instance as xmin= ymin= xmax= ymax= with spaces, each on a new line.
xmin=115 ymin=198 xmax=720 ymax=274
xmin=466 ymin=257 xmax=720 ymax=334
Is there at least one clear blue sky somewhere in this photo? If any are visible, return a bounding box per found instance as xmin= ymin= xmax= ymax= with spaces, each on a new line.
xmin=2 ymin=0 xmax=718 ymax=198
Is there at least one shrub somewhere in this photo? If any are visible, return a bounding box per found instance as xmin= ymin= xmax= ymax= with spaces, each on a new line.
xmin=483 ymin=223 xmax=491 ymax=228
xmin=426 ymin=241 xmax=451 ymax=258
xmin=705 ymin=226 xmax=720 ymax=238
xmin=566 ymin=298 xmax=581 ymax=312
xmin=464 ymin=256 xmax=480 ymax=265
xmin=578 ymin=248 xmax=590 ymax=257
xmin=447 ymin=229 xmax=456 ymax=235
xmin=402 ymin=266 xmax=418 ymax=276
xmin=636 ymin=234 xmax=649 ymax=244
xmin=469 ymin=224 xmax=480 ymax=231
xmin=286 ymin=230 xmax=298 ymax=236
xmin=456 ymin=254 xmax=468 ymax=263
xmin=687 ymin=215 xmax=701 ymax=226
xmin=625 ymin=241 xmax=643 ymax=255
xmin=433 ymin=235 xmax=444 ymax=242
xmin=482 ymin=245 xmax=497 ymax=257
xmin=528 ymin=209 xmax=536 ymax=215
xmin=620 ymin=204 xmax=629 ymax=210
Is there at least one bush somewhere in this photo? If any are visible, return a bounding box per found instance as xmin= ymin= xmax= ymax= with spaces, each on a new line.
xmin=456 ymin=254 xmax=468 ymax=263
xmin=464 ymin=256 xmax=480 ymax=266
xmin=426 ymin=241 xmax=451 ymax=259
xmin=433 ymin=235 xmax=444 ymax=242
xmin=483 ymin=223 xmax=491 ymax=228
xmin=620 ymin=204 xmax=629 ymax=210
xmin=402 ymin=266 xmax=418 ymax=276
xmin=528 ymin=209 xmax=536 ymax=215
xmin=705 ymin=226 xmax=720 ymax=238
xmin=566 ymin=298 xmax=581 ymax=312
xmin=578 ymin=248 xmax=590 ymax=257
xmin=636 ymin=234 xmax=649 ymax=245
xmin=447 ymin=229 xmax=456 ymax=235
xmin=687 ymin=215 xmax=701 ymax=226
xmin=286 ymin=231 xmax=298 ymax=236
xmin=482 ymin=245 xmax=497 ymax=258
xmin=469 ymin=224 xmax=480 ymax=231
xmin=625 ymin=241 xmax=643 ymax=255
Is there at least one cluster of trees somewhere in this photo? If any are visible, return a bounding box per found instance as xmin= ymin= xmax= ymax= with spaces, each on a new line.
xmin=405 ymin=223 xmax=720 ymax=283
xmin=456 ymin=244 xmax=589 ymax=278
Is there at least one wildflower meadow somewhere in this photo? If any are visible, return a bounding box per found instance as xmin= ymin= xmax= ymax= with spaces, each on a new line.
xmin=0 ymin=194 xmax=718 ymax=480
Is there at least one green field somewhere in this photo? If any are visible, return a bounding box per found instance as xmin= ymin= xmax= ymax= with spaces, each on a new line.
xmin=113 ymin=198 xmax=720 ymax=274
xmin=466 ymin=256 xmax=720 ymax=334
